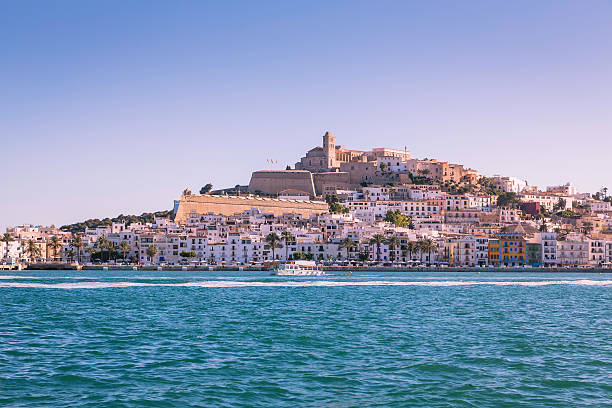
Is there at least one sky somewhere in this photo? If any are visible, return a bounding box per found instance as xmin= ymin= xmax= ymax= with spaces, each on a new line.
xmin=1 ymin=0 xmax=611 ymax=231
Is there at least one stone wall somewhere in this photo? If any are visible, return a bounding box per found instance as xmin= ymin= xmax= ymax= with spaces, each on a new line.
xmin=248 ymin=170 xmax=316 ymax=195
xmin=174 ymin=194 xmax=328 ymax=224
xmin=312 ymin=172 xmax=352 ymax=194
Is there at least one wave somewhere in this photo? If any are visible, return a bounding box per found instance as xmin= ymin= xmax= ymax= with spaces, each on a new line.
xmin=0 ymin=280 xmax=611 ymax=289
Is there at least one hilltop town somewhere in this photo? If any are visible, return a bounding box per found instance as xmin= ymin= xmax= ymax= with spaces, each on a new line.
xmin=2 ymin=132 xmax=612 ymax=269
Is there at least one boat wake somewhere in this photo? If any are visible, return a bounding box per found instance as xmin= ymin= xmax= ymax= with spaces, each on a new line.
xmin=0 ymin=280 xmax=611 ymax=289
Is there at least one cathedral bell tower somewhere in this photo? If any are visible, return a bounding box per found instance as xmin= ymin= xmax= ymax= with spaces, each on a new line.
xmin=322 ymin=131 xmax=337 ymax=170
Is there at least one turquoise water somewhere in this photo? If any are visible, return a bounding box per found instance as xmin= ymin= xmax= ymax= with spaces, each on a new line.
xmin=1 ymin=271 xmax=611 ymax=407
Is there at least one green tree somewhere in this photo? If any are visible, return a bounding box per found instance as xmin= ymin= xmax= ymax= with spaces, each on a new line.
xmin=386 ymin=236 xmax=400 ymax=263
xmin=105 ymin=241 xmax=116 ymax=262
xmin=384 ymin=210 xmax=410 ymax=227
xmin=1 ymin=233 xmax=14 ymax=261
xmin=119 ymin=241 xmax=131 ymax=263
xmin=326 ymin=194 xmax=349 ymax=214
xmin=265 ymin=233 xmax=282 ymax=261
xmin=180 ymin=250 xmax=197 ymax=258
xmin=281 ymin=230 xmax=294 ymax=260
xmin=406 ymin=241 xmax=417 ymax=261
xmin=418 ymin=238 xmax=436 ymax=263
xmin=557 ymin=209 xmax=576 ymax=218
xmin=199 ymin=183 xmax=213 ymax=194
xmin=369 ymin=234 xmax=386 ymax=262
xmin=95 ymin=236 xmax=107 ymax=261
xmin=358 ymin=252 xmax=370 ymax=263
xmin=146 ymin=245 xmax=158 ymax=264
xmin=25 ymin=240 xmax=41 ymax=261
xmin=339 ymin=237 xmax=356 ymax=261
xmin=553 ymin=198 xmax=566 ymax=212
xmin=496 ymin=192 xmax=521 ymax=209
xmin=48 ymin=236 xmax=62 ymax=262
xmin=87 ymin=245 xmax=97 ymax=263
xmin=600 ymin=186 xmax=608 ymax=200
xmin=71 ymin=235 xmax=84 ymax=263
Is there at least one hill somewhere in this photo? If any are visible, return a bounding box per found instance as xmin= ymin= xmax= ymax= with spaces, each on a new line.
xmin=60 ymin=210 xmax=174 ymax=234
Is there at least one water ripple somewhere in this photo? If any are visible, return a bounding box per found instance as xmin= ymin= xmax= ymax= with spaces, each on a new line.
xmin=0 ymin=271 xmax=610 ymax=407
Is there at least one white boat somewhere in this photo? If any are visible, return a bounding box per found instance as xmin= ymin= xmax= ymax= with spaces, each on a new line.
xmin=273 ymin=260 xmax=325 ymax=276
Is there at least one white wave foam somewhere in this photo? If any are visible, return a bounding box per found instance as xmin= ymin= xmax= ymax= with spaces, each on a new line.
xmin=0 ymin=275 xmax=254 ymax=280
xmin=0 ymin=280 xmax=611 ymax=289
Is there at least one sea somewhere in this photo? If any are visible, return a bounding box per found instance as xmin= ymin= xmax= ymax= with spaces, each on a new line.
xmin=0 ymin=270 xmax=610 ymax=407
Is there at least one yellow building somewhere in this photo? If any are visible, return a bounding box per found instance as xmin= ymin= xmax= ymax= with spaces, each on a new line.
xmin=442 ymin=241 xmax=457 ymax=266
xmin=488 ymin=233 xmax=526 ymax=266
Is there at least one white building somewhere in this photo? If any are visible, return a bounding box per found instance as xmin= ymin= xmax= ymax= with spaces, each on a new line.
xmin=491 ymin=175 xmax=528 ymax=193
xmin=520 ymin=193 xmax=573 ymax=212
xmin=364 ymin=186 xmax=390 ymax=201
xmin=540 ymin=232 xmax=558 ymax=267
xmin=408 ymin=186 xmax=442 ymax=200
xmin=454 ymin=236 xmax=489 ymax=266
xmin=588 ymin=238 xmax=606 ymax=266
xmin=0 ymin=240 xmax=23 ymax=263
xmin=557 ymin=238 xmax=588 ymax=266
xmin=377 ymin=156 xmax=408 ymax=173
xmin=589 ymin=201 xmax=612 ymax=212
xmin=546 ymin=182 xmax=577 ymax=196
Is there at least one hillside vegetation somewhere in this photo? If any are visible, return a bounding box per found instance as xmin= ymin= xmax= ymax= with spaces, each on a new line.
xmin=60 ymin=210 xmax=174 ymax=233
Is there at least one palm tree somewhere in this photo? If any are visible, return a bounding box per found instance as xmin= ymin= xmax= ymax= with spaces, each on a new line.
xmin=406 ymin=241 xmax=417 ymax=261
xmin=1 ymin=233 xmax=14 ymax=262
xmin=48 ymin=236 xmax=62 ymax=262
xmin=105 ymin=241 xmax=116 ymax=262
xmin=25 ymin=240 xmax=41 ymax=262
xmin=146 ymin=245 xmax=158 ymax=264
xmin=416 ymin=239 xmax=425 ymax=262
xmin=265 ymin=233 xmax=282 ymax=261
xmin=386 ymin=236 xmax=400 ymax=263
xmin=400 ymin=245 xmax=408 ymax=262
xmin=339 ymin=237 xmax=356 ymax=261
xmin=281 ymin=231 xmax=294 ymax=260
xmin=119 ymin=241 xmax=131 ymax=263
xmin=66 ymin=249 xmax=75 ymax=263
xmin=134 ymin=243 xmax=141 ymax=265
xmin=96 ymin=236 xmax=108 ymax=262
xmin=369 ymin=234 xmax=386 ymax=262
xmin=419 ymin=238 xmax=436 ymax=264
xmin=71 ymin=235 xmax=84 ymax=264
xmin=87 ymin=245 xmax=97 ymax=263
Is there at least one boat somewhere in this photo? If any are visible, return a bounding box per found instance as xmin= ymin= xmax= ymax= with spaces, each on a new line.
xmin=273 ymin=260 xmax=325 ymax=276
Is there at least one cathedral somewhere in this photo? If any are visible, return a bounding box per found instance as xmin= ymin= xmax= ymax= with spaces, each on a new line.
xmin=248 ymin=131 xmax=477 ymax=196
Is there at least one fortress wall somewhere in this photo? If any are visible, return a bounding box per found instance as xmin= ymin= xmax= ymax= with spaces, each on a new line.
xmin=312 ymin=172 xmax=352 ymax=194
xmin=248 ymin=170 xmax=316 ymax=195
xmin=339 ymin=162 xmax=377 ymax=185
xmin=174 ymin=194 xmax=328 ymax=224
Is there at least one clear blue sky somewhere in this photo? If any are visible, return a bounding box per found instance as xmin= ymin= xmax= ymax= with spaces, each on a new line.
xmin=1 ymin=1 xmax=611 ymax=230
